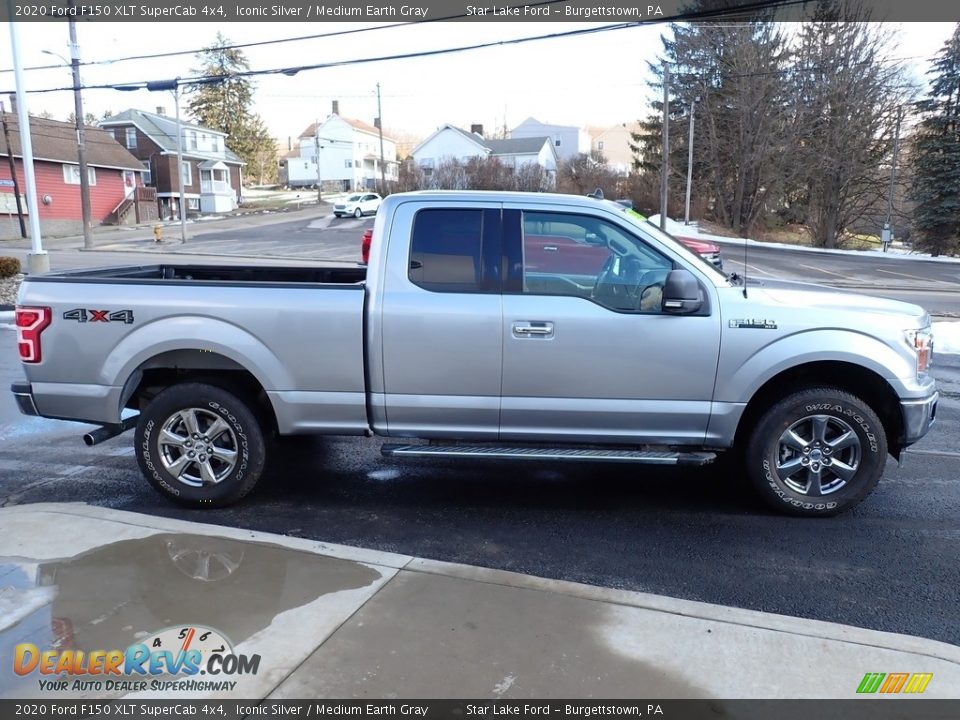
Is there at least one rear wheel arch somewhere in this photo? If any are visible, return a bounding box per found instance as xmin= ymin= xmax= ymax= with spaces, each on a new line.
xmin=119 ymin=349 xmax=278 ymax=438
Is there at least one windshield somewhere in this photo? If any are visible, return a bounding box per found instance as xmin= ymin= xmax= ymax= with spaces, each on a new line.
xmin=348 ymin=194 xmax=363 ymax=202
xmin=612 ymin=203 xmax=729 ymax=284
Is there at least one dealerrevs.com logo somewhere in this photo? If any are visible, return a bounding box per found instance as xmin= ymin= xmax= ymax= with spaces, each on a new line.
xmin=856 ymin=672 xmax=933 ymax=694
xmin=14 ymin=625 xmax=260 ymax=693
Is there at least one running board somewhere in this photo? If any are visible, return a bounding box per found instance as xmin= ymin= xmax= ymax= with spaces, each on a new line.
xmin=380 ymin=444 xmax=715 ymax=465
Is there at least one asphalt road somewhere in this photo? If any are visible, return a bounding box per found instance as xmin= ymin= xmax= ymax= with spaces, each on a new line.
xmin=4 ymin=207 xmax=960 ymax=313
xmin=2 ymin=327 xmax=958 ymax=646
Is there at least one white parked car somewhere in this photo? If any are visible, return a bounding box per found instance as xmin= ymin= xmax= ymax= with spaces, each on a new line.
xmin=334 ymin=193 xmax=382 ymax=218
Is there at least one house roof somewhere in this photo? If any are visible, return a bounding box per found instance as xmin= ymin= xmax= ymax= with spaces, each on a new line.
xmin=412 ymin=125 xmax=553 ymax=160
xmin=297 ymin=115 xmax=396 ymax=142
xmin=0 ymin=113 xmax=143 ymax=171
xmin=99 ymin=109 xmax=243 ymax=165
xmin=484 ymin=137 xmax=552 ymax=155
xmin=410 ymin=124 xmax=490 ymax=157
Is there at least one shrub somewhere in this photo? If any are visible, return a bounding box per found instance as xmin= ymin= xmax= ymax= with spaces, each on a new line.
xmin=0 ymin=256 xmax=21 ymax=278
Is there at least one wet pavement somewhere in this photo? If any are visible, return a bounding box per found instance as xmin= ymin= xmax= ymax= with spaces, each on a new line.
xmin=1 ymin=504 xmax=958 ymax=701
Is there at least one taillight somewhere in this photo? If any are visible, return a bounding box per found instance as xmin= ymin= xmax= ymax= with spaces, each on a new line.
xmin=361 ymin=229 xmax=372 ymax=264
xmin=16 ymin=306 xmax=51 ymax=363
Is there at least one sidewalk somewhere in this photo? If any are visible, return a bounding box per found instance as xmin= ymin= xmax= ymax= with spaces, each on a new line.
xmin=1 ymin=503 xmax=957 ymax=700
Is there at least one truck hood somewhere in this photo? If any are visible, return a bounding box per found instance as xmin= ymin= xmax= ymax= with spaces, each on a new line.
xmin=747 ymin=278 xmax=929 ymax=323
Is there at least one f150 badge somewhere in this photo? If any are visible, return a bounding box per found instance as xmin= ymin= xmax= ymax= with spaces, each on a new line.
xmin=62 ymin=308 xmax=135 ymax=324
xmin=729 ymin=318 xmax=777 ymax=329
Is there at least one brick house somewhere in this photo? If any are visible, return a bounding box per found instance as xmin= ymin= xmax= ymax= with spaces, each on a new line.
xmin=0 ymin=112 xmax=149 ymax=239
xmin=100 ymin=108 xmax=244 ymax=219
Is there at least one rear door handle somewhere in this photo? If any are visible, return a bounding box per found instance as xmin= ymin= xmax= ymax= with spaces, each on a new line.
xmin=512 ymin=321 xmax=554 ymax=338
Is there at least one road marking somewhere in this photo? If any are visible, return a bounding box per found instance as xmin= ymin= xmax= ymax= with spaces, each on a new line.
xmin=876 ymin=268 xmax=953 ymax=285
xmin=744 ymin=262 xmax=776 ymax=277
xmin=799 ymin=263 xmax=851 ymax=280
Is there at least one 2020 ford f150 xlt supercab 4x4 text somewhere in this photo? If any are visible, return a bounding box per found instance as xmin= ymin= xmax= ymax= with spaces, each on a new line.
xmin=11 ymin=191 xmax=937 ymax=516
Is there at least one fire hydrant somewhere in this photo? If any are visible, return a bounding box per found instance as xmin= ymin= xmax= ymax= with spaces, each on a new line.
xmin=153 ymin=224 xmax=163 ymax=243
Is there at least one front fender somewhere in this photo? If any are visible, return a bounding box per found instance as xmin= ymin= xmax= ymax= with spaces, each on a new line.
xmin=718 ymin=329 xmax=914 ymax=403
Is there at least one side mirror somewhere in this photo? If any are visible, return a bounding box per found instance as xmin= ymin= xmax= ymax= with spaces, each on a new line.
xmin=661 ymin=269 xmax=703 ymax=314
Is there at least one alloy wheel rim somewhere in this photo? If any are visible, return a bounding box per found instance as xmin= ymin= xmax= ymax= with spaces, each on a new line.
xmin=158 ymin=408 xmax=238 ymax=487
xmin=776 ymin=414 xmax=861 ymax=496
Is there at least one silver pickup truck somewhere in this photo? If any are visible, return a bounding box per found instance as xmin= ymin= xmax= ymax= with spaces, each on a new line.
xmin=11 ymin=191 xmax=937 ymax=516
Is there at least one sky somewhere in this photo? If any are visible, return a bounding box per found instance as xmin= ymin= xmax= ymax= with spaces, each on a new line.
xmin=1 ymin=20 xmax=955 ymax=148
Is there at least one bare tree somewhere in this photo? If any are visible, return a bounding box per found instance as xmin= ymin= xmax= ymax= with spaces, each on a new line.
xmin=788 ymin=6 xmax=913 ymax=248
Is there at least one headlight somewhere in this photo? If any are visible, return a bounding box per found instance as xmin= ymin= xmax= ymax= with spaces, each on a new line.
xmin=904 ymin=327 xmax=933 ymax=376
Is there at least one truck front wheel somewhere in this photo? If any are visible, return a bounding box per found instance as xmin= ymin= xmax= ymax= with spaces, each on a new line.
xmin=746 ymin=387 xmax=887 ymax=517
xmin=135 ymin=383 xmax=266 ymax=508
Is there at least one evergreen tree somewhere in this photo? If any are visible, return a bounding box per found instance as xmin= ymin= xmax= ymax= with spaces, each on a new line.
xmin=186 ymin=33 xmax=276 ymax=183
xmin=909 ymin=24 xmax=960 ymax=257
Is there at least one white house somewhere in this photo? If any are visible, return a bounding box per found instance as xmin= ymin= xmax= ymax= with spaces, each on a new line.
xmin=510 ymin=117 xmax=592 ymax=162
xmin=282 ymin=103 xmax=398 ymax=191
xmin=411 ymin=124 xmax=558 ymax=178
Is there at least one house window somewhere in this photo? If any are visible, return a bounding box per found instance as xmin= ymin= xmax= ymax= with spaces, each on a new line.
xmin=125 ymin=127 xmax=136 ymax=149
xmin=187 ymin=198 xmax=200 ymax=210
xmin=188 ymin=131 xmax=198 ymax=151
xmin=354 ymin=160 xmax=360 ymax=168
xmin=598 ymin=141 xmax=604 ymax=151
xmin=345 ymin=160 xmax=352 ymax=169
xmin=181 ymin=161 xmax=192 ymax=187
xmin=62 ymin=164 xmax=96 ymax=186
xmin=555 ymin=139 xmax=561 ymax=147
xmin=141 ymin=161 xmax=151 ymax=184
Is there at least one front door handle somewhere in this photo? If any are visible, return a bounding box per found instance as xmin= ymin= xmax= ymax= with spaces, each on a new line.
xmin=512 ymin=321 xmax=554 ymax=338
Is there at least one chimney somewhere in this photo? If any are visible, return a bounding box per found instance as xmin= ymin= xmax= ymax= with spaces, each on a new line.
xmin=471 ymin=124 xmax=484 ymax=137
xmin=332 ymin=100 xmax=339 ymax=116
xmin=156 ymin=106 xmax=166 ymax=116
xmin=7 ymin=94 xmax=16 ymax=115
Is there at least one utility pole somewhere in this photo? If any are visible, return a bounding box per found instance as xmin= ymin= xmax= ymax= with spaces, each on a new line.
xmin=315 ymin=119 xmax=322 ymax=203
xmin=684 ymin=96 xmax=698 ymax=226
xmin=173 ymin=84 xmax=187 ymax=243
xmin=0 ymin=101 xmax=26 ymax=238
xmin=883 ymin=106 xmax=904 ymax=253
xmin=659 ymin=63 xmax=670 ymax=232
xmin=375 ymin=82 xmax=386 ymax=194
xmin=8 ymin=18 xmax=48 ymax=273
xmin=68 ymin=1 xmax=93 ymax=250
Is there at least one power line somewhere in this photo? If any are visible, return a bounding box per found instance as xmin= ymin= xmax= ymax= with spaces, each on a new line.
xmin=2 ymin=0 xmax=812 ymax=96
xmin=0 ymin=0 xmax=572 ymax=75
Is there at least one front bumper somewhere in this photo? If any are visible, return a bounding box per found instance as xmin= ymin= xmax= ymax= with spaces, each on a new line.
xmin=901 ymin=390 xmax=938 ymax=445
xmin=11 ymin=381 xmax=39 ymax=416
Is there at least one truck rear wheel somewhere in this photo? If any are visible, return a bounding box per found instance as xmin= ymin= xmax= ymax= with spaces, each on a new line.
xmin=746 ymin=387 xmax=887 ymax=517
xmin=135 ymin=382 xmax=266 ymax=508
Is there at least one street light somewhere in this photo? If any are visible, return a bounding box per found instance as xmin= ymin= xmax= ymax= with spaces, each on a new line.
xmin=42 ymin=9 xmax=93 ymax=250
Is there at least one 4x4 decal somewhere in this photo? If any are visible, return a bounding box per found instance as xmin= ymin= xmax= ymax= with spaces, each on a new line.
xmin=62 ymin=308 xmax=135 ymax=324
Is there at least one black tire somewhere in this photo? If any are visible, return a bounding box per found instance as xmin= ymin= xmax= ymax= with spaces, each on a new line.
xmin=746 ymin=387 xmax=887 ymax=517
xmin=354 ymin=207 xmax=363 ymax=218
xmin=135 ymin=382 xmax=267 ymax=508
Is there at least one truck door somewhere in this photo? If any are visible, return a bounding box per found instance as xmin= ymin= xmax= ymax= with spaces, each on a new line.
xmin=377 ymin=203 xmax=503 ymax=439
xmin=499 ymin=207 xmax=721 ymax=444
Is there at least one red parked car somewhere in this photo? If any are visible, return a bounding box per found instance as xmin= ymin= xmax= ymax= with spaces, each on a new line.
xmin=359 ymin=215 xmax=723 ymax=272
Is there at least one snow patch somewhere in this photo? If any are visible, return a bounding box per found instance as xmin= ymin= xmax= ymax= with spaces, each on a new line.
xmin=933 ymin=321 xmax=960 ymax=355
